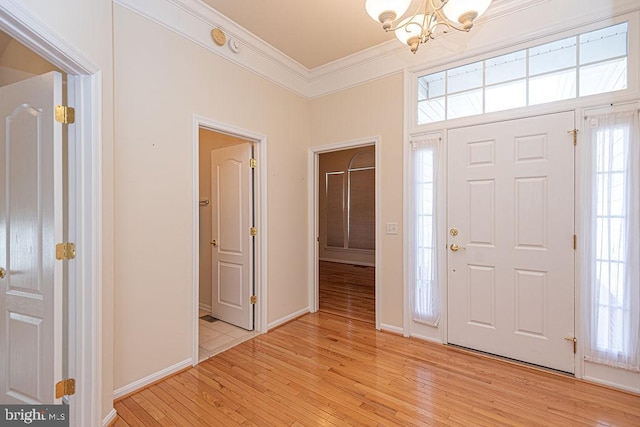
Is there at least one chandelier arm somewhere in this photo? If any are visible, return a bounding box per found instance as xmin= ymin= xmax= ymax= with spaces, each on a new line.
xmin=429 ymin=0 xmax=476 ymax=33
xmin=382 ymin=0 xmax=426 ymax=32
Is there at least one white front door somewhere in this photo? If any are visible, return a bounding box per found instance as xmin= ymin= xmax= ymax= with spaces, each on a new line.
xmin=211 ymin=143 xmax=253 ymax=330
xmin=447 ymin=112 xmax=575 ymax=373
xmin=0 ymin=72 xmax=64 ymax=403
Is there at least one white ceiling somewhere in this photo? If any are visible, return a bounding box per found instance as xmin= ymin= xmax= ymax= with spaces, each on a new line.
xmin=200 ymin=0 xmax=426 ymax=69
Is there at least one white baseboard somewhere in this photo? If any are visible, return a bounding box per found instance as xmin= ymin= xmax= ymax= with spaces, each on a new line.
xmin=102 ymin=408 xmax=117 ymax=427
xmin=198 ymin=302 xmax=212 ymax=313
xmin=113 ymin=358 xmax=192 ymax=400
xmin=319 ymin=258 xmax=375 ymax=267
xmin=267 ymin=307 xmax=310 ymax=330
xmin=410 ymin=333 xmax=443 ymax=344
xmin=380 ymin=323 xmax=404 ymax=335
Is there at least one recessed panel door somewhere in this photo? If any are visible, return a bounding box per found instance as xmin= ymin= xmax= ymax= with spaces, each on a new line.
xmin=0 ymin=72 xmax=64 ymax=403
xmin=211 ymin=143 xmax=253 ymax=330
xmin=447 ymin=112 xmax=575 ymax=373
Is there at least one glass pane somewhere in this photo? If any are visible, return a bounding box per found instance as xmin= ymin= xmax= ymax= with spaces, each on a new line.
xmin=485 ymin=80 xmax=526 ymax=113
xmin=529 ymin=69 xmax=576 ymax=105
xmin=580 ymin=22 xmax=628 ymax=65
xmin=418 ymin=71 xmax=445 ymax=100
xmin=325 ymin=173 xmax=344 ymax=247
xmin=485 ymin=50 xmax=526 ymax=85
xmin=418 ymin=97 xmax=445 ymax=124
xmin=447 ymin=61 xmax=483 ymax=93
xmin=447 ymin=89 xmax=483 ymax=119
xmin=580 ymin=57 xmax=627 ymax=97
xmin=529 ymin=36 xmax=577 ymax=76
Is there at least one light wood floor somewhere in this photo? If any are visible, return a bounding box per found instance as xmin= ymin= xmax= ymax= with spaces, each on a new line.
xmin=114 ymin=312 xmax=640 ymax=426
xmin=319 ymin=261 xmax=375 ymax=324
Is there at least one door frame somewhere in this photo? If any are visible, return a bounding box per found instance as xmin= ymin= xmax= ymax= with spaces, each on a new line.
xmin=0 ymin=3 xmax=103 ymax=426
xmin=308 ymin=137 xmax=381 ymax=329
xmin=191 ymin=116 xmax=268 ymax=364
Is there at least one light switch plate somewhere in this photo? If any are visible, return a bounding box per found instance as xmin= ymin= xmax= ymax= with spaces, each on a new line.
xmin=386 ymin=222 xmax=399 ymax=235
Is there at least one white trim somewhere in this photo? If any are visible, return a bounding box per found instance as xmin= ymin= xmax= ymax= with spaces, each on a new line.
xmin=113 ymin=358 xmax=192 ymax=400
xmin=380 ymin=323 xmax=404 ymax=335
xmin=308 ymin=137 xmax=382 ymax=330
xmin=102 ymin=409 xmax=117 ymax=427
xmin=0 ymin=2 xmax=103 ymax=425
xmin=191 ymin=116 xmax=269 ymax=366
xmin=267 ymin=308 xmax=310 ymax=330
xmin=410 ymin=332 xmax=443 ymax=344
xmin=198 ymin=302 xmax=212 ymax=313
xmin=318 ymin=258 xmax=375 ymax=268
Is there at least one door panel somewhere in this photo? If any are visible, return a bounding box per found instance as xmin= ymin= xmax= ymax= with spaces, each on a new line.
xmin=211 ymin=144 xmax=253 ymax=330
xmin=0 ymin=72 xmax=63 ymax=403
xmin=447 ymin=112 xmax=575 ymax=373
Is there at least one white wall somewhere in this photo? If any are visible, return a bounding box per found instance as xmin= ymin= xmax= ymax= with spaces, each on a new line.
xmin=13 ymin=0 xmax=116 ymax=420
xmin=113 ymin=5 xmax=310 ymax=390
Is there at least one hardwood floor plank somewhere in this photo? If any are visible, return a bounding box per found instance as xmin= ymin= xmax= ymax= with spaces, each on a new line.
xmin=114 ymin=312 xmax=640 ymax=426
xmin=319 ymin=261 xmax=375 ymax=324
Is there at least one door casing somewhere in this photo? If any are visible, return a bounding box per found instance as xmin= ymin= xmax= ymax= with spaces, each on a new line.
xmin=191 ymin=116 xmax=267 ymax=364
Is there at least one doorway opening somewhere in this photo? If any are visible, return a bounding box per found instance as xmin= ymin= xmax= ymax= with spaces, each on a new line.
xmin=310 ymin=139 xmax=380 ymax=327
xmin=192 ymin=119 xmax=267 ymax=365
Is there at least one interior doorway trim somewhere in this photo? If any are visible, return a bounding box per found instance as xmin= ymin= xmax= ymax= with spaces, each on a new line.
xmin=0 ymin=2 xmax=103 ymax=425
xmin=191 ymin=116 xmax=268 ymax=365
xmin=308 ymin=137 xmax=381 ymax=329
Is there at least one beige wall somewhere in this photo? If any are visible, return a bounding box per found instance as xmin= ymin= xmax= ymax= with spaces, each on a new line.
xmin=113 ymin=5 xmax=310 ymax=390
xmin=318 ymin=146 xmax=375 ymax=265
xmin=198 ymin=129 xmax=246 ymax=310
xmin=310 ymin=74 xmax=404 ymax=328
xmin=13 ymin=0 xmax=115 ymax=420
xmin=0 ymin=37 xmax=61 ymax=86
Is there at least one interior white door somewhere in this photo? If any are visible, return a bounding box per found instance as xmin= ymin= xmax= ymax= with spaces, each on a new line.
xmin=211 ymin=143 xmax=253 ymax=330
xmin=447 ymin=112 xmax=575 ymax=373
xmin=0 ymin=72 xmax=64 ymax=403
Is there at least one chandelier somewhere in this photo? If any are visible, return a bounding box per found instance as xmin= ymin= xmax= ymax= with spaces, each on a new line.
xmin=365 ymin=0 xmax=493 ymax=53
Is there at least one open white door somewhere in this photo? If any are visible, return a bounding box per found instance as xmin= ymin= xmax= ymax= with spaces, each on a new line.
xmin=211 ymin=143 xmax=253 ymax=330
xmin=447 ymin=112 xmax=575 ymax=373
xmin=0 ymin=72 xmax=64 ymax=403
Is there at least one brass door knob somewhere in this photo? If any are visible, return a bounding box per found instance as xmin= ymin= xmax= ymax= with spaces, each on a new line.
xmin=450 ymin=244 xmax=465 ymax=252
xmin=0 ymin=267 xmax=5 ymax=279
xmin=210 ymin=240 xmax=217 ymax=247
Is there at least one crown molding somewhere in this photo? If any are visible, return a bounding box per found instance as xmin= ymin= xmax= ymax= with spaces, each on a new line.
xmin=114 ymin=0 xmax=640 ymax=99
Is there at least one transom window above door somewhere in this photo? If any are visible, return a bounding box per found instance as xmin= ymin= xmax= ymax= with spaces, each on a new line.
xmin=416 ymin=22 xmax=629 ymax=125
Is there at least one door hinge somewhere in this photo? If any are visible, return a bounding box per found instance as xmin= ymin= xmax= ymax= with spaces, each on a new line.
xmin=250 ymin=295 xmax=257 ymax=304
xmin=567 ymin=129 xmax=578 ymax=146
xmin=565 ymin=336 xmax=577 ymax=354
xmin=55 ymin=378 xmax=75 ymax=399
xmin=249 ymin=158 xmax=257 ymax=169
xmin=573 ymin=234 xmax=577 ymax=250
xmin=250 ymin=227 xmax=257 ymax=236
xmin=55 ymin=105 xmax=75 ymax=124
xmin=56 ymin=242 xmax=76 ymax=260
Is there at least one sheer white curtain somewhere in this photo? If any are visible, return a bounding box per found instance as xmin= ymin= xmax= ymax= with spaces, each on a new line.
xmin=409 ymin=137 xmax=441 ymax=326
xmin=581 ymin=108 xmax=640 ymax=371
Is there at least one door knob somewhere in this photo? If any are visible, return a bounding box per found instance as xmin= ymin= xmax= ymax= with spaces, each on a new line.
xmin=450 ymin=244 xmax=465 ymax=252
xmin=0 ymin=267 xmax=5 ymax=279
xmin=210 ymin=240 xmax=217 ymax=247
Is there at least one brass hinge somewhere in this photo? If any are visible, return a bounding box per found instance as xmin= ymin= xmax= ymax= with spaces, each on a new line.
xmin=567 ymin=129 xmax=578 ymax=146
xmin=565 ymin=336 xmax=577 ymax=354
xmin=56 ymin=242 xmax=76 ymax=260
xmin=249 ymin=158 xmax=257 ymax=169
xmin=55 ymin=105 xmax=75 ymax=124
xmin=250 ymin=227 xmax=257 ymax=236
xmin=250 ymin=295 xmax=257 ymax=304
xmin=55 ymin=378 xmax=76 ymax=399
xmin=573 ymin=234 xmax=577 ymax=250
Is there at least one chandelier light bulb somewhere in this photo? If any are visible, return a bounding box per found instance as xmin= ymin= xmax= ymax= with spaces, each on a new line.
xmin=442 ymin=0 xmax=492 ymax=30
xmin=365 ymin=0 xmax=412 ymax=30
